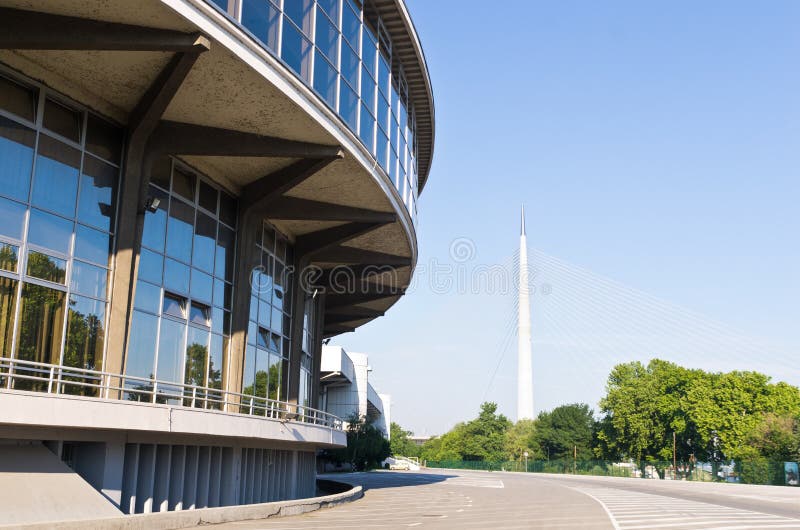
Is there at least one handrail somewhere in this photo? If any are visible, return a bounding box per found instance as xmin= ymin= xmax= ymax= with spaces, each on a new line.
xmin=0 ymin=357 xmax=343 ymax=431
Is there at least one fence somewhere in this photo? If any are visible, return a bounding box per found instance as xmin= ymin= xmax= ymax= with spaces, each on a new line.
xmin=424 ymin=459 xmax=799 ymax=486
xmin=0 ymin=357 xmax=343 ymax=431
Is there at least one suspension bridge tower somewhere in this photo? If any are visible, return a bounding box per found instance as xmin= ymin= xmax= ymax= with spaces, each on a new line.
xmin=518 ymin=206 xmax=534 ymax=420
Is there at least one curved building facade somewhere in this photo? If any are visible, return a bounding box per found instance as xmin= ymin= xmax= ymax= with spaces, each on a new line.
xmin=0 ymin=0 xmax=433 ymax=519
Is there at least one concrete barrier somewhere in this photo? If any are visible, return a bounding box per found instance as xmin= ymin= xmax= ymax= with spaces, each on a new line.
xmin=7 ymin=482 xmax=363 ymax=530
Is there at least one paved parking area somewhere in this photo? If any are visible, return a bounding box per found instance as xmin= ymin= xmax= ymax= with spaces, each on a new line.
xmin=215 ymin=469 xmax=800 ymax=529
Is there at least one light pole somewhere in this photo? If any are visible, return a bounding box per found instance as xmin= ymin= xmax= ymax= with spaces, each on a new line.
xmin=524 ymin=451 xmax=529 ymax=473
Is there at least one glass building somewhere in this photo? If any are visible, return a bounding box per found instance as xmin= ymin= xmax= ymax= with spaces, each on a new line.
xmin=0 ymin=0 xmax=433 ymax=521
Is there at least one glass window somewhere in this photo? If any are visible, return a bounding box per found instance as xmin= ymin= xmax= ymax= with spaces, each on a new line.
xmin=0 ymin=243 xmax=18 ymax=273
xmin=362 ymin=22 xmax=377 ymax=77
xmin=340 ymin=83 xmax=358 ymax=131
xmin=164 ymin=258 xmax=190 ymax=295
xmin=242 ymin=344 xmax=256 ymax=396
xmin=189 ymin=302 xmax=210 ymax=327
xmin=0 ymin=196 xmax=27 ymax=241
xmin=215 ymin=226 xmax=235 ymax=282
xmin=64 ymin=294 xmax=105 ymax=372
xmin=28 ymin=209 xmax=73 ymax=255
xmin=192 ymin=212 xmax=216 ymax=274
xmin=214 ymin=279 xmax=230 ymax=309
xmin=318 ymin=0 xmax=338 ymax=20
xmin=377 ymin=94 xmax=389 ymax=133
xmin=31 ymin=135 xmax=80 ymax=218
xmin=341 ymin=44 xmax=360 ymax=93
xmin=138 ymin=248 xmax=163 ymax=285
xmin=241 ymin=0 xmax=280 ymax=51
xmin=26 ymin=251 xmax=66 ymax=285
xmin=342 ymin=3 xmax=360 ymax=51
xmin=43 ymin=98 xmax=81 ymax=143
xmin=141 ymin=186 xmax=168 ymax=252
xmin=376 ymin=128 xmax=388 ymax=171
xmin=359 ymin=102 xmax=375 ymax=153
xmin=85 ymin=114 xmax=122 ymax=165
xmin=219 ymin=192 xmax=237 ymax=227
xmin=0 ymin=276 xmax=18 ymax=357
xmin=126 ymin=310 xmax=158 ymax=379
xmin=198 ymin=181 xmax=218 ymax=214
xmin=77 ymin=155 xmax=117 ymax=232
xmin=74 ymin=224 xmax=110 ymax=266
xmin=172 ymin=167 xmax=195 ymax=202
xmin=208 ymin=334 xmax=224 ymax=391
xmin=134 ymin=279 xmax=161 ymax=314
xmin=281 ymin=20 xmax=312 ymax=81
xmin=156 ymin=317 xmax=186 ymax=383
xmin=190 ymin=269 xmax=213 ymax=304
xmin=185 ymin=326 xmax=209 ymax=386
xmin=15 ymin=282 xmax=66 ymax=365
xmin=313 ymin=51 xmax=338 ymax=109
xmin=70 ymin=260 xmax=107 ymax=299
xmin=162 ymin=292 xmax=186 ymax=319
xmin=150 ymin=157 xmax=171 ymax=190
xmin=315 ymin=7 xmax=339 ymax=64
xmin=268 ymin=353 xmax=282 ymax=400
xmin=0 ymin=75 xmax=37 ymax=122
xmin=284 ymin=0 xmax=313 ymax=36
xmin=0 ymin=115 xmax=35 ymax=202
xmin=212 ymin=307 xmax=227 ymax=335
xmin=378 ymin=55 xmax=390 ymax=97
xmin=166 ymin=199 xmax=194 ymax=263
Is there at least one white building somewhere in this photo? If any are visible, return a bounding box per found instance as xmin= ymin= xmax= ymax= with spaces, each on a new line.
xmin=320 ymin=346 xmax=391 ymax=438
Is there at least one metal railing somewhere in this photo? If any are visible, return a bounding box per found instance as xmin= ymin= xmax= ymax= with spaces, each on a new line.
xmin=0 ymin=357 xmax=343 ymax=431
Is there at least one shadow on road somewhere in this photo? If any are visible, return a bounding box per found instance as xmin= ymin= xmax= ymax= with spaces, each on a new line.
xmin=321 ymin=471 xmax=457 ymax=491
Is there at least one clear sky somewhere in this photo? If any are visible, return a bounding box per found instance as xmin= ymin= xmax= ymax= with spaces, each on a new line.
xmin=337 ymin=0 xmax=800 ymax=435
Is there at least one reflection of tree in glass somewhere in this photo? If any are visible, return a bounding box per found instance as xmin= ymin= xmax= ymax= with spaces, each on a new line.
xmin=0 ymin=244 xmax=18 ymax=272
xmin=15 ymin=253 xmax=68 ymax=391
xmin=183 ymin=342 xmax=209 ymax=408
xmin=0 ymin=275 xmax=17 ymax=360
xmin=62 ymin=297 xmax=104 ymax=396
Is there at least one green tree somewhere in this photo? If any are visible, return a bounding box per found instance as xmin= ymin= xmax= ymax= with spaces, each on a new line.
xmin=389 ymin=422 xmax=419 ymax=457
xmin=324 ymin=414 xmax=391 ymax=471
xmin=505 ymin=419 xmax=541 ymax=461
xmin=534 ymin=403 xmax=595 ymax=460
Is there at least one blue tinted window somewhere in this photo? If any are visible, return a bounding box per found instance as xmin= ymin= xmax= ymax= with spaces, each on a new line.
xmin=164 ymin=258 xmax=190 ymax=295
xmin=342 ymin=4 xmax=360 ymax=51
xmin=126 ymin=310 xmax=158 ymax=378
xmin=77 ymin=155 xmax=116 ymax=232
xmin=281 ymin=19 xmax=312 ymax=80
xmin=157 ymin=317 xmax=186 ymax=384
xmin=64 ymin=294 xmax=105 ymax=371
xmin=0 ymin=116 xmax=35 ymax=202
xmin=284 ymin=0 xmax=313 ymax=35
xmin=378 ymin=55 xmax=390 ymax=97
xmin=341 ymin=43 xmax=359 ymax=90
xmin=191 ymin=269 xmax=213 ymax=304
xmin=340 ymin=83 xmax=358 ymax=131
xmin=0 ymin=196 xmax=27 ymax=241
xmin=142 ymin=186 xmax=168 ymax=252
xmin=313 ymin=51 xmax=338 ymax=109
xmin=31 ymin=136 xmax=80 ymax=218
xmin=215 ymin=226 xmax=235 ymax=282
xmin=214 ymin=279 xmax=230 ymax=309
xmin=192 ymin=212 xmax=216 ymax=274
xmin=361 ymin=65 xmax=375 ymax=110
xmin=376 ymin=129 xmax=388 ymax=171
xmin=71 ymin=260 xmax=107 ymax=299
xmin=28 ymin=208 xmax=72 ymax=255
xmin=138 ymin=248 xmax=163 ymax=285
xmin=74 ymin=224 xmax=110 ymax=266
xmin=362 ymin=24 xmax=377 ymax=77
xmin=241 ymin=0 xmax=280 ymax=51
xmin=242 ymin=344 xmax=256 ymax=394
xmin=166 ymin=199 xmax=194 ymax=263
xmin=359 ymin=103 xmax=374 ymax=153
xmin=315 ymin=7 xmax=339 ymax=63
xmin=134 ymin=279 xmax=161 ymax=314
xmin=377 ymin=94 xmax=389 ymax=133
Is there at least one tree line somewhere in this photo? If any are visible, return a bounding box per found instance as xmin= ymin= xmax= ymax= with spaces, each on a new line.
xmin=391 ymin=359 xmax=800 ymax=467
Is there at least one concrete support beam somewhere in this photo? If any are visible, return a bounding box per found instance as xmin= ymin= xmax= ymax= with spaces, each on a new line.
xmin=324 ymin=312 xmax=384 ymax=326
xmin=323 ymin=325 xmax=356 ymax=338
xmin=106 ymin=46 xmax=208 ymax=393
xmin=310 ymin=247 xmax=412 ymax=266
xmin=295 ymin=223 xmax=389 ymax=258
xmin=149 ymin=121 xmax=342 ymax=159
xmin=325 ymin=305 xmax=385 ymax=318
xmin=0 ymin=8 xmax=210 ymax=52
xmin=325 ymin=288 xmax=405 ymax=309
xmin=265 ymin=197 xmax=396 ymax=223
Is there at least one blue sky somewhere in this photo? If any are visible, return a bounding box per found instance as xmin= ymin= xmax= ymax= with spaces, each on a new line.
xmin=337 ymin=0 xmax=800 ymax=435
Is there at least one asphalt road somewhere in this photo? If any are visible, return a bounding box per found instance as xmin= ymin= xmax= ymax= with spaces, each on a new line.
xmin=217 ymin=469 xmax=800 ymax=529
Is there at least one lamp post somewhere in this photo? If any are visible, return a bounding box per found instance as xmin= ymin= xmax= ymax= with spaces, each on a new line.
xmin=524 ymin=451 xmax=529 ymax=473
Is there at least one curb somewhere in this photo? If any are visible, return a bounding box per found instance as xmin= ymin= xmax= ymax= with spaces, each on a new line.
xmin=7 ymin=482 xmax=363 ymax=530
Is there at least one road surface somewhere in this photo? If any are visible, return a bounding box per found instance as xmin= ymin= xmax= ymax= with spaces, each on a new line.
xmin=216 ymin=469 xmax=800 ymax=529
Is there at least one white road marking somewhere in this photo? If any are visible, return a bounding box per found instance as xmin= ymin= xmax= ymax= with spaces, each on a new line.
xmin=573 ymin=486 xmax=800 ymax=530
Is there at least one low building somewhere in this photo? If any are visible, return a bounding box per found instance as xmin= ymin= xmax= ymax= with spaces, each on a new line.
xmin=320 ymin=345 xmax=390 ymax=437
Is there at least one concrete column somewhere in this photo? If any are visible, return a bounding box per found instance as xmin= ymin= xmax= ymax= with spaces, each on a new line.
xmin=227 ymin=211 xmax=262 ymax=407
xmin=101 ymin=441 xmax=126 ymax=508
